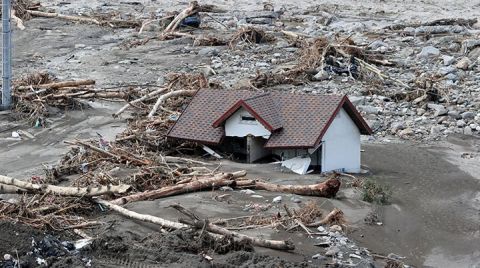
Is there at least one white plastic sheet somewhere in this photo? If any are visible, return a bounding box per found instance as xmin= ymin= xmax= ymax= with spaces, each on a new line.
xmin=281 ymin=156 xmax=311 ymax=175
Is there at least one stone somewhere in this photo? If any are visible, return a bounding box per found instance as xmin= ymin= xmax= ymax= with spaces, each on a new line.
xmin=329 ymin=225 xmax=342 ymax=232
xmin=358 ymin=105 xmax=380 ymax=115
xmin=3 ymin=254 xmax=12 ymax=261
xmin=349 ymin=96 xmax=365 ymax=105
xmin=255 ymin=62 xmax=270 ymax=68
xmin=461 ymin=111 xmax=475 ymax=120
xmin=368 ymin=40 xmax=388 ymax=50
xmin=317 ymin=226 xmax=326 ymax=232
xmin=448 ymin=110 xmax=462 ymax=119
xmin=442 ymin=55 xmax=455 ymax=65
xmin=418 ymin=46 xmax=440 ymax=58
xmin=439 ymin=66 xmax=456 ymax=75
xmin=312 ymin=254 xmax=326 ymax=260
xmin=219 ymin=186 xmax=233 ymax=191
xmin=75 ymin=44 xmax=86 ymax=49
xmin=455 ymin=57 xmax=472 ymax=70
xmin=290 ymin=196 xmax=302 ymax=203
xmin=325 ymin=246 xmax=340 ymax=257
xmin=272 ymin=196 xmax=282 ymax=203
xmin=464 ymin=126 xmax=473 ymax=135
xmin=391 ymin=122 xmax=405 ymax=133
xmin=445 ymin=73 xmax=458 ymax=82
xmin=457 ymin=120 xmax=467 ymax=127
xmin=250 ymin=195 xmax=264 ymax=198
xmin=427 ymin=103 xmax=448 ymax=116
xmin=430 ymin=125 xmax=445 ymax=135
xmin=313 ymin=70 xmax=329 ymax=81
xmin=240 ymin=189 xmax=255 ymax=195
xmin=198 ymin=47 xmax=219 ymax=56
xmin=399 ymin=128 xmax=414 ymax=137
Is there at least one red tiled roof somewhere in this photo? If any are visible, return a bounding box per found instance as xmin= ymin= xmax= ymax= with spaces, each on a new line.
xmin=212 ymin=93 xmax=283 ymax=131
xmin=167 ymin=89 xmax=372 ymax=148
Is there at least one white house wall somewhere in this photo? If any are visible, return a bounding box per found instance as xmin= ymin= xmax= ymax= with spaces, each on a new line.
xmin=225 ymin=107 xmax=271 ymax=138
xmin=321 ymin=108 xmax=361 ymax=173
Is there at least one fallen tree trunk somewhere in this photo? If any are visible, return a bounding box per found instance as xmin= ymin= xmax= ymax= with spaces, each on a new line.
xmin=0 ymin=184 xmax=28 ymax=194
xmin=97 ymin=199 xmax=294 ymax=251
xmin=113 ymin=87 xmax=168 ymax=117
xmin=173 ymin=204 xmax=295 ymax=250
xmin=95 ymin=199 xmax=188 ymax=229
xmin=11 ymin=10 xmax=25 ymax=30
xmin=65 ymin=140 xmax=151 ymax=166
xmin=236 ymin=176 xmax=341 ymax=198
xmin=0 ymin=175 xmax=131 ymax=197
xmin=111 ymin=173 xmax=235 ymax=205
xmin=306 ymin=208 xmax=345 ymax=227
xmin=17 ymin=79 xmax=96 ymax=90
xmin=26 ymin=10 xmax=100 ymax=25
xmin=164 ymin=1 xmax=200 ymax=32
xmin=147 ymin=89 xmax=197 ymax=118
xmin=112 ymin=172 xmax=339 ymax=205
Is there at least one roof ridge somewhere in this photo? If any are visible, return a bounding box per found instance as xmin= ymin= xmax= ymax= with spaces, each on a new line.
xmin=243 ymin=92 xmax=271 ymax=101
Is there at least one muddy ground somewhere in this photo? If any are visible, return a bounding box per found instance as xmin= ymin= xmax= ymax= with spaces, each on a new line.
xmin=1 ymin=0 xmax=480 ymax=267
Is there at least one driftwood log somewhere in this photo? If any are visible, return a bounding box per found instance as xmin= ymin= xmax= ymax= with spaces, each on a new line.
xmin=114 ymin=87 xmax=168 ymax=117
xmin=96 ymin=199 xmax=294 ymax=251
xmin=306 ymin=208 xmax=345 ymax=227
xmin=26 ymin=10 xmax=100 ymax=25
xmin=164 ymin=1 xmax=200 ymax=32
xmin=112 ymin=173 xmax=235 ymax=205
xmin=17 ymin=79 xmax=96 ymax=90
xmin=147 ymin=89 xmax=197 ymax=118
xmin=236 ymin=176 xmax=341 ymax=198
xmin=173 ymin=204 xmax=295 ymax=250
xmin=95 ymin=199 xmax=188 ymax=229
xmin=0 ymin=175 xmax=131 ymax=197
xmin=112 ymin=173 xmax=341 ymax=205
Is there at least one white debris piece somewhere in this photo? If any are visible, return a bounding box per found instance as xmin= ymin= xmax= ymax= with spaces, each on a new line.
xmin=281 ymin=156 xmax=311 ymax=175
xmin=74 ymin=238 xmax=93 ymax=250
xmin=272 ymin=196 xmax=282 ymax=203
xmin=202 ymin=145 xmax=223 ymax=159
xmin=240 ymin=189 xmax=255 ymax=195
xmin=36 ymin=257 xmax=47 ymax=265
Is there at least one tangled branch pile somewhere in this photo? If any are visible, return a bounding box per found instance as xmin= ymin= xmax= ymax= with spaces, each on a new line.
xmin=251 ymin=36 xmax=400 ymax=88
xmin=0 ymin=194 xmax=93 ymax=230
xmin=12 ymin=72 xmax=137 ymax=124
xmin=229 ymin=27 xmax=275 ymax=47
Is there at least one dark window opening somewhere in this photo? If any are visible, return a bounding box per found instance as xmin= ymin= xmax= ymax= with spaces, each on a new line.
xmin=241 ymin=116 xmax=256 ymax=121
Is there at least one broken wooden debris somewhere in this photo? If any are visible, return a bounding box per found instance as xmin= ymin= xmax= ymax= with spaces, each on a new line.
xmin=112 ymin=173 xmax=341 ymax=205
xmin=0 ymin=175 xmax=131 ymax=196
xmin=172 ymin=204 xmax=295 ymax=250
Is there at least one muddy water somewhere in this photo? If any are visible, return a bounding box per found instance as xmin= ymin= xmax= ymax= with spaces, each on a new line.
xmin=359 ymin=141 xmax=480 ymax=267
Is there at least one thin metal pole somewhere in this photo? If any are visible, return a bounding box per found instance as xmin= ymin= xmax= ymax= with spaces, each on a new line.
xmin=1 ymin=0 xmax=12 ymax=110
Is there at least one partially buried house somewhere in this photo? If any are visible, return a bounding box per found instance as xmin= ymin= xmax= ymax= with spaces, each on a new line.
xmin=166 ymin=89 xmax=372 ymax=173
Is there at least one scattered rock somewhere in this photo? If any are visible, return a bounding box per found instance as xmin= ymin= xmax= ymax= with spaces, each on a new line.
xmin=329 ymin=225 xmax=342 ymax=232
xmin=455 ymin=57 xmax=472 ymax=70
xmin=240 ymin=189 xmax=255 ymax=195
xmin=418 ymin=46 xmax=440 ymax=58
xmin=427 ymin=103 xmax=448 ymax=116
xmin=442 ymin=55 xmax=455 ymax=65
xmin=461 ymin=111 xmax=475 ymax=120
xmin=464 ymin=126 xmax=473 ymax=135
xmin=198 ymin=47 xmax=219 ymax=56
xmin=219 ymin=186 xmax=233 ymax=191
xmin=272 ymin=196 xmax=282 ymax=203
